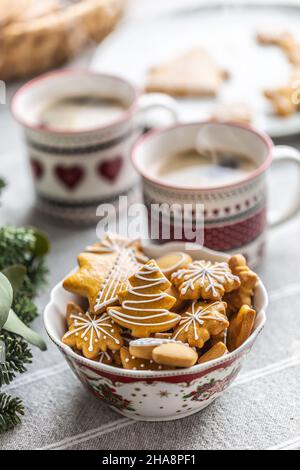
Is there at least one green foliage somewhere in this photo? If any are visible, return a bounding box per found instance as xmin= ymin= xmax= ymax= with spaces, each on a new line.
xmin=0 ymin=226 xmax=49 ymax=297
xmin=0 ymin=393 xmax=24 ymax=433
xmin=0 ymin=331 xmax=32 ymax=386
xmin=0 ymin=225 xmax=49 ymax=433
xmin=12 ymin=293 xmax=38 ymax=326
xmin=0 ymin=179 xmax=5 ymax=193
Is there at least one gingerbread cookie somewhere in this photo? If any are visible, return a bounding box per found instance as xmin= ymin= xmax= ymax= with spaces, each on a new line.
xmin=154 ymin=333 xmax=173 ymax=340
xmin=66 ymin=301 xmax=85 ymax=326
xmin=152 ymin=342 xmax=198 ymax=368
xmin=129 ymin=338 xmax=181 ymax=360
xmin=98 ymin=351 xmax=114 ymax=365
xmin=156 ymin=252 xmax=192 ymax=280
xmin=63 ymin=252 xmax=117 ymax=309
xmin=108 ymin=260 xmax=180 ymax=337
xmin=111 ymin=349 xmax=122 ymax=367
xmin=172 ymin=259 xmax=240 ymax=300
xmin=93 ymin=247 xmax=142 ymax=314
xmin=198 ymin=342 xmax=228 ymax=364
xmin=224 ymin=254 xmax=258 ymax=316
xmin=210 ymin=101 xmax=253 ymax=124
xmin=145 ymin=48 xmax=228 ymax=97
xmin=227 ymin=305 xmax=256 ymax=352
xmin=256 ymin=30 xmax=294 ymax=48
xmin=62 ymin=306 xmax=123 ymax=359
xmin=166 ymin=284 xmax=187 ymax=312
xmin=264 ymin=86 xmax=297 ymax=117
xmin=85 ymin=233 xmax=148 ymax=263
xmin=172 ymin=300 xmax=228 ymax=348
xmin=120 ymin=347 xmax=167 ymax=371
xmin=63 ymin=248 xmax=140 ymax=314
xmin=210 ymin=330 xmax=227 ymax=347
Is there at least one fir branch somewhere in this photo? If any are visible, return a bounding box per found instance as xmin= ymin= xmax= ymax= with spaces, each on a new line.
xmin=0 ymin=331 xmax=32 ymax=387
xmin=0 ymin=178 xmax=5 ymax=192
xmin=12 ymin=292 xmax=38 ymax=326
xmin=0 ymin=226 xmax=48 ymax=297
xmin=0 ymin=393 xmax=24 ymax=433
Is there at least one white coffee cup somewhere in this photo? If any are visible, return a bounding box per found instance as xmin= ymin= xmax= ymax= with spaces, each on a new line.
xmin=12 ymin=69 xmax=178 ymax=225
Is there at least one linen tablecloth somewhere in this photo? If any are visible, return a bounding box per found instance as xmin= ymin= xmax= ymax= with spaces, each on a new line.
xmin=1 ymin=1 xmax=300 ymax=451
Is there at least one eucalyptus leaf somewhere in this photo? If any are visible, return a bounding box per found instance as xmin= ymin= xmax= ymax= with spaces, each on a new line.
xmin=2 ymin=265 xmax=26 ymax=293
xmin=31 ymin=229 xmax=50 ymax=257
xmin=4 ymin=309 xmax=47 ymax=351
xmin=0 ymin=273 xmax=13 ymax=329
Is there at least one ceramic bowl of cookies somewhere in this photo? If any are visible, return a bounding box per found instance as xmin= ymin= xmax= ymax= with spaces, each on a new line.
xmin=44 ymin=234 xmax=268 ymax=421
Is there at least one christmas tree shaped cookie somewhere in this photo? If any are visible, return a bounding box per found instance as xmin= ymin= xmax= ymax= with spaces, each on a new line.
xmin=108 ymin=260 xmax=180 ymax=337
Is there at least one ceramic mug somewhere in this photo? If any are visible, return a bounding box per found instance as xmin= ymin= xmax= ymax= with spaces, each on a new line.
xmin=132 ymin=121 xmax=300 ymax=266
xmin=12 ymin=69 xmax=178 ymax=225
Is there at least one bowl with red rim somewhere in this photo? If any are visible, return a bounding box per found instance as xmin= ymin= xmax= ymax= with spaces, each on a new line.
xmin=44 ymin=242 xmax=268 ymax=422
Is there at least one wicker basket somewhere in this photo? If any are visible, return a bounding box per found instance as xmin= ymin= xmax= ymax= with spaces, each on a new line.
xmin=0 ymin=0 xmax=126 ymax=81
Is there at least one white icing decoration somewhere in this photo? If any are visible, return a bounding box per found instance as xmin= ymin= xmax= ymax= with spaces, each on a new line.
xmin=94 ymin=248 xmax=140 ymax=312
xmin=86 ymin=234 xmax=148 ymax=262
xmin=64 ymin=312 xmax=120 ymax=352
xmin=108 ymin=263 xmax=177 ymax=328
xmin=99 ymin=351 xmax=111 ymax=363
xmin=86 ymin=233 xmax=131 ymax=254
xmin=173 ymin=301 xmax=226 ymax=341
xmin=172 ymin=260 xmax=239 ymax=297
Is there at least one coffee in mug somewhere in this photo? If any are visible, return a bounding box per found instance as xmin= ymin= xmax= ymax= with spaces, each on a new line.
xmin=154 ymin=148 xmax=256 ymax=188
xmin=132 ymin=122 xmax=300 ymax=266
xmin=38 ymin=95 xmax=127 ymax=131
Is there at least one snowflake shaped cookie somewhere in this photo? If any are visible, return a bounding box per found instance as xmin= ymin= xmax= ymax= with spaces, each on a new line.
xmin=172 ymin=300 xmax=229 ymax=348
xmin=172 ymin=260 xmax=240 ymax=300
xmin=62 ymin=303 xmax=123 ymax=359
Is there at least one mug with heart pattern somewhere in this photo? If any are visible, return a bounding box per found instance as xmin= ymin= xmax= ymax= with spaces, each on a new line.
xmin=12 ymin=70 xmax=178 ymax=225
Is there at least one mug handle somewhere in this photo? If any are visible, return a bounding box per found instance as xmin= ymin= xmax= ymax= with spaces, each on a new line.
xmin=136 ymin=93 xmax=179 ymax=128
xmin=269 ymin=145 xmax=300 ymax=227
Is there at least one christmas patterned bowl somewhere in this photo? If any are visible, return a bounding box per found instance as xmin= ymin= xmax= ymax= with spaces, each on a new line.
xmin=44 ymin=243 xmax=268 ymax=421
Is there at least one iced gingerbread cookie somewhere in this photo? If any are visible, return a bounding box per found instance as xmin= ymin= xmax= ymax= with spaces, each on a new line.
xmin=63 ymin=248 xmax=141 ymax=314
xmin=62 ymin=303 xmax=123 ymax=360
xmin=98 ymin=351 xmax=113 ymax=365
xmin=152 ymin=342 xmax=198 ymax=368
xmin=198 ymin=341 xmax=228 ymax=364
xmin=108 ymin=260 xmax=180 ymax=337
xmin=120 ymin=347 xmax=168 ymax=371
xmin=224 ymin=254 xmax=258 ymax=316
xmin=227 ymin=305 xmax=256 ymax=352
xmin=172 ymin=259 xmax=240 ymax=300
xmin=172 ymin=300 xmax=228 ymax=348
xmin=156 ymin=252 xmax=192 ymax=280
xmin=129 ymin=338 xmax=181 ymax=360
xmin=85 ymin=233 xmax=148 ymax=263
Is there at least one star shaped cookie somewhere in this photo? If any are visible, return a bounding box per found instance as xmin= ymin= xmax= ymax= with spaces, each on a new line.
xmin=63 ymin=240 xmax=144 ymax=313
xmin=172 ymin=260 xmax=240 ymax=300
xmin=62 ymin=302 xmax=123 ymax=359
xmin=172 ymin=300 xmax=228 ymax=348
